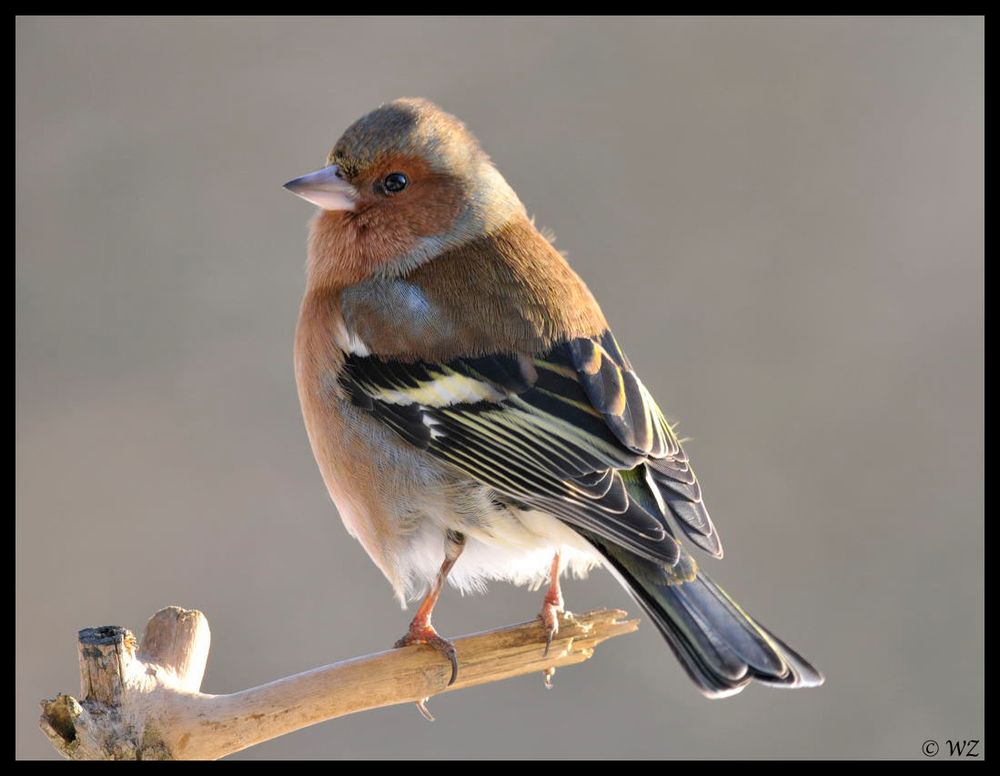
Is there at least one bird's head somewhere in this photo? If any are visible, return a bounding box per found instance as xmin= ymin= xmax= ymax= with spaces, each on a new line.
xmin=285 ymin=98 xmax=525 ymax=286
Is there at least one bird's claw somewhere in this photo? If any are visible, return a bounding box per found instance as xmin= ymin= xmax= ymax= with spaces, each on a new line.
xmin=415 ymin=697 xmax=436 ymax=722
xmin=394 ymin=625 xmax=459 ymax=686
xmin=540 ymin=600 xmax=563 ymax=658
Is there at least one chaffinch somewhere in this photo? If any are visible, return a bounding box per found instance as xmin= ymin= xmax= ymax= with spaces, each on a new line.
xmin=284 ymin=98 xmax=823 ymax=698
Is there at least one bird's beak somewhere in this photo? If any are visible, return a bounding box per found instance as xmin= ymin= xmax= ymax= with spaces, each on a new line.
xmin=283 ymin=165 xmax=357 ymax=211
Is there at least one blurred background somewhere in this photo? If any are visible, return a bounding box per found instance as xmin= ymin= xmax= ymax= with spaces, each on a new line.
xmin=16 ymin=17 xmax=983 ymax=759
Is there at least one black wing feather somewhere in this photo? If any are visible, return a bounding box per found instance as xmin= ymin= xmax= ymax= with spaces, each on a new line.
xmin=340 ymin=332 xmax=720 ymax=563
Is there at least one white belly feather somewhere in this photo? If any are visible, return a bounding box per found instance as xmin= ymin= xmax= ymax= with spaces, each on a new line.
xmin=400 ymin=506 xmax=603 ymax=604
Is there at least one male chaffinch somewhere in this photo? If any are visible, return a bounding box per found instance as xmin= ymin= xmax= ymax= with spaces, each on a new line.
xmin=284 ymin=98 xmax=823 ymax=699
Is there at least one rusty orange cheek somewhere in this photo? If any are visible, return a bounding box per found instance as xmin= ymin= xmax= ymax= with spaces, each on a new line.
xmin=399 ymin=176 xmax=465 ymax=237
xmin=306 ymin=155 xmax=469 ymax=287
xmin=368 ymin=154 xmax=465 ymax=237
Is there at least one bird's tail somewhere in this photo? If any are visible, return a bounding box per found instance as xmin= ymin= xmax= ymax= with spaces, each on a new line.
xmin=591 ymin=538 xmax=824 ymax=698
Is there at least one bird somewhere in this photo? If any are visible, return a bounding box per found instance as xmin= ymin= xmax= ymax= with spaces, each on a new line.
xmin=284 ymin=97 xmax=823 ymax=699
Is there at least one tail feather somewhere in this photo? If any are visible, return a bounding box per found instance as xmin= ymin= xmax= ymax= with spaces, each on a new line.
xmin=592 ymin=536 xmax=824 ymax=698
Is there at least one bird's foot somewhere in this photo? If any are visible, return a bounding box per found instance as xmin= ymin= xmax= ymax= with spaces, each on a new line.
xmin=539 ymin=596 xmax=568 ymax=658
xmin=394 ymin=621 xmax=459 ymax=687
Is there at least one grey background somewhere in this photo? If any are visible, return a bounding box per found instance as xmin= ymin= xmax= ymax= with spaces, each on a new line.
xmin=16 ymin=17 xmax=983 ymax=759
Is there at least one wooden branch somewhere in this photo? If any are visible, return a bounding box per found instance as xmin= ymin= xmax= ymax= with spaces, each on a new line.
xmin=39 ymin=606 xmax=638 ymax=760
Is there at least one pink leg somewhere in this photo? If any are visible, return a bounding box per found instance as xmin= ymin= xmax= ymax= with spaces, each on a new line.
xmin=394 ymin=531 xmax=465 ymax=686
xmin=539 ymin=551 xmax=565 ymax=657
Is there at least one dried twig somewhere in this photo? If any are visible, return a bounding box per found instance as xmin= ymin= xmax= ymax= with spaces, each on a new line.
xmin=39 ymin=606 xmax=638 ymax=760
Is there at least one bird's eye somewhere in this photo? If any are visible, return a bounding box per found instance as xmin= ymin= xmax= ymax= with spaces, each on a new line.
xmin=382 ymin=172 xmax=408 ymax=194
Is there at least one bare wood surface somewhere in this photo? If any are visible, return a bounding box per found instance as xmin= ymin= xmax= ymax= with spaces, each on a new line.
xmin=39 ymin=606 xmax=638 ymax=760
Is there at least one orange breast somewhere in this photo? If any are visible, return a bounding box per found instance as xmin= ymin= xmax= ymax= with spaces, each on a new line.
xmin=293 ymin=289 xmax=402 ymax=593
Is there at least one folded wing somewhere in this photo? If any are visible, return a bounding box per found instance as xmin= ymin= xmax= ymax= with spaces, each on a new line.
xmin=340 ymin=331 xmax=721 ymax=564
